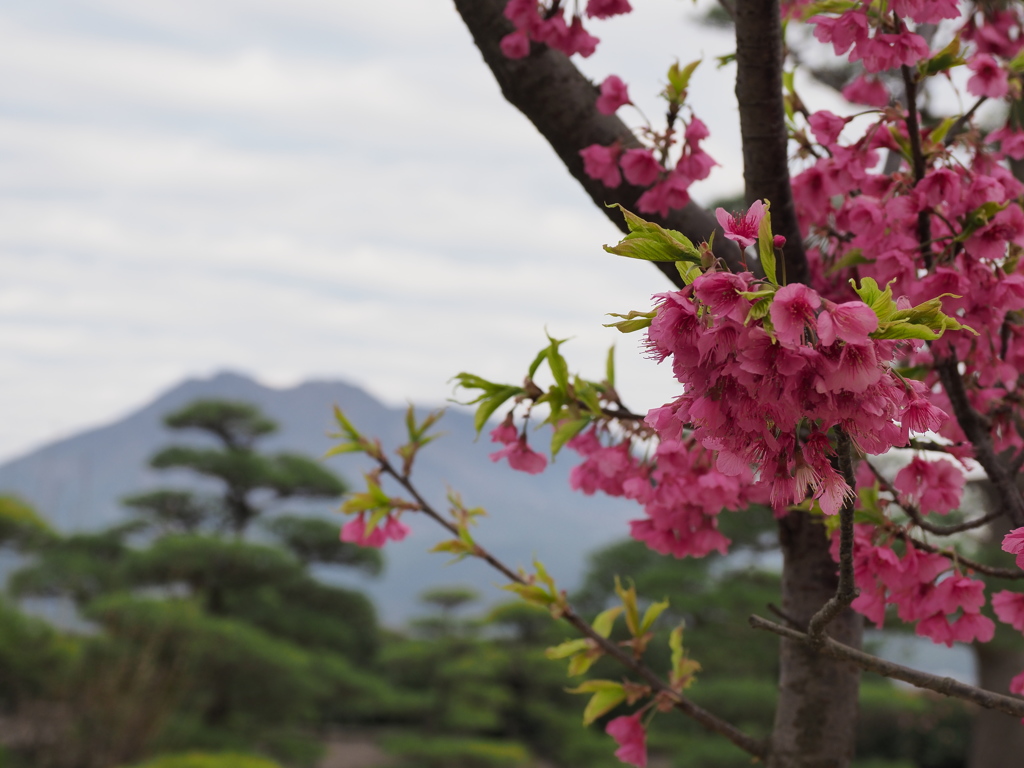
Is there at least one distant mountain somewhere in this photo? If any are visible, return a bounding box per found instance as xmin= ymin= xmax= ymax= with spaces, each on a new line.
xmin=0 ymin=372 xmax=637 ymax=624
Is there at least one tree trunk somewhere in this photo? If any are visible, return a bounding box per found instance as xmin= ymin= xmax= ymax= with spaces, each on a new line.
xmin=970 ymin=644 xmax=1024 ymax=768
xmin=450 ymin=0 xmax=744 ymax=282
xmin=770 ymin=513 xmax=864 ymax=768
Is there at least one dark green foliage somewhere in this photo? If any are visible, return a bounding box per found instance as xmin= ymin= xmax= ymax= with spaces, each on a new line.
xmin=855 ymin=683 xmax=970 ymax=768
xmin=9 ymin=524 xmax=141 ymax=604
xmin=0 ymin=597 xmax=78 ymax=710
xmin=381 ymin=734 xmax=531 ymax=768
xmin=122 ymin=491 xmax=211 ymax=534
xmin=265 ymin=514 xmax=382 ymax=573
xmin=0 ymin=495 xmax=57 ymax=551
xmin=123 ymin=753 xmax=284 ymax=768
xmin=163 ymin=400 xmax=277 ymax=450
xmin=222 ymin=575 xmax=379 ymax=662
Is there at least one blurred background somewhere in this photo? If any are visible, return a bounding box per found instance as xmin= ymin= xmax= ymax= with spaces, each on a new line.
xmin=0 ymin=2 xmax=991 ymax=767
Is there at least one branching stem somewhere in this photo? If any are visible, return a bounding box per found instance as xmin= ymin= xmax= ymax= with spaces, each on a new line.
xmin=750 ymin=615 xmax=1024 ymax=718
xmin=371 ymin=452 xmax=768 ymax=758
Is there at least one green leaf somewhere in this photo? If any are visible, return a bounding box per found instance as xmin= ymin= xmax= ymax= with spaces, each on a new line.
xmin=604 ymin=310 xmax=655 ymax=334
xmin=666 ymin=58 xmax=701 ymax=101
xmin=614 ymin=577 xmax=640 ymax=637
xmin=568 ymin=652 xmax=598 ymax=677
xmin=669 ymin=625 xmax=684 ymax=678
xmin=473 ymin=385 xmax=524 ymax=434
xmin=604 ymin=205 xmax=701 ymax=263
xmin=639 ymin=598 xmax=670 ymax=634
xmin=605 ymin=346 xmax=616 ymax=387
xmin=552 ymin=418 xmax=591 ymax=456
xmin=503 ymin=583 xmax=556 ymax=606
xmin=850 ymin=277 xmax=898 ymax=321
xmin=757 ymin=203 xmax=778 ymax=285
xmin=566 ymin=680 xmax=627 ymax=725
xmin=928 ymin=115 xmax=959 ymax=146
xmin=827 ymin=248 xmax=870 ymax=275
xmin=546 ymin=638 xmax=591 ymax=660
xmin=675 ymin=261 xmax=702 ymax=285
xmin=592 ymin=606 xmax=624 ymax=639
xmin=918 ymin=35 xmax=965 ymax=77
xmin=546 ymin=333 xmax=571 ymax=393
xmin=527 ymin=347 xmax=549 ymax=380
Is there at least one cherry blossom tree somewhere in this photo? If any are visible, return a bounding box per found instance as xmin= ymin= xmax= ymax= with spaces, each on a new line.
xmin=332 ymin=2 xmax=1024 ymax=767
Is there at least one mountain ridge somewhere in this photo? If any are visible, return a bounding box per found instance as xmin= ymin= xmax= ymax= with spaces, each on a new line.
xmin=0 ymin=371 xmax=636 ymax=623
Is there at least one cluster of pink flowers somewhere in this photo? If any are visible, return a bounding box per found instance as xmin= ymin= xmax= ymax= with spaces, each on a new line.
xmin=500 ymin=0 xmax=631 ymax=59
xmin=578 ymin=117 xmax=715 ymax=217
xmin=340 ymin=512 xmax=410 ymax=548
xmin=642 ymin=255 xmax=944 ymax=515
xmin=489 ymin=416 xmax=548 ymax=474
xmin=567 ymin=428 xmax=763 ymax=558
xmin=840 ymin=524 xmax=994 ymax=646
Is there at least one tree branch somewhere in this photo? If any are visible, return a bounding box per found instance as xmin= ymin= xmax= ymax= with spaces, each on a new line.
xmin=733 ymin=0 xmax=808 ymax=285
xmin=371 ymin=449 xmax=768 ymax=758
xmin=451 ymin=0 xmax=745 ymax=283
xmin=807 ymin=430 xmax=859 ymax=643
xmin=894 ymin=529 xmax=1024 ymax=580
xmin=750 ymin=615 xmax=1024 ymax=718
xmin=864 ymin=459 xmax=1007 ymax=535
xmin=935 ymin=357 xmax=1024 ymax=528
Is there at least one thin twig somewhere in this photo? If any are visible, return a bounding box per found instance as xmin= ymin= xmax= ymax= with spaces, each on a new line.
xmin=807 ymin=430 xmax=859 ymax=643
xmin=900 ymin=64 xmax=933 ymax=270
xmin=864 ymin=459 xmax=1006 ymax=535
xmin=935 ymin=356 xmax=1024 ymax=528
xmin=373 ymin=453 xmax=768 ymax=758
xmin=893 ymin=529 xmax=1024 ymax=579
xmin=750 ymin=615 xmax=1024 ymax=718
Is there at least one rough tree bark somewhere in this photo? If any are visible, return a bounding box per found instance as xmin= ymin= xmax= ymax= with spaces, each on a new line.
xmin=734 ymin=1 xmax=863 ymax=766
xmin=451 ymin=0 xmax=743 ymax=284
xmin=451 ymin=1 xmax=864 ymax=766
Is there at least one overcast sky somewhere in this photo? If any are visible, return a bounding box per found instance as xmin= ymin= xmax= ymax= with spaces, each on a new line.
xmin=2 ymin=1 xmax=790 ymax=462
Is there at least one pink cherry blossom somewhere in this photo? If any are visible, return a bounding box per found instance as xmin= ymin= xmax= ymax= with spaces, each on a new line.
xmin=580 ymin=143 xmax=622 ymax=187
xmin=500 ymin=30 xmax=531 ymax=59
xmin=1002 ymin=527 xmax=1024 ymax=569
xmin=620 ymin=148 xmax=662 ymax=186
xmin=490 ymin=436 xmax=548 ymax=474
xmin=992 ymin=590 xmax=1024 ymax=632
xmin=816 ymin=300 xmax=878 ymax=346
xmin=596 ymin=75 xmax=631 ymax=114
xmin=967 ymin=54 xmax=1010 ymax=99
xmin=1011 ymin=670 xmax=1024 ymax=695
xmin=490 ymin=415 xmax=519 ymax=445
xmin=842 ymin=74 xmax=890 ymax=107
xmin=715 ymin=200 xmax=766 ymax=248
xmin=606 ymin=714 xmax=647 ymax=768
xmin=770 ymin=283 xmax=822 ymax=347
xmin=893 ymin=457 xmax=965 ymax=515
xmin=587 ymin=0 xmax=632 ymax=18
xmin=808 ymin=110 xmax=847 ymax=146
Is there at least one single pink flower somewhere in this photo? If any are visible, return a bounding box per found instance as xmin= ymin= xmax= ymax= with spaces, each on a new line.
xmin=586 ymin=0 xmax=632 ymax=18
xmin=1002 ymin=527 xmax=1024 ymax=569
xmin=500 ymin=30 xmax=531 ymax=59
xmin=490 ymin=436 xmax=548 ymax=474
xmin=606 ymin=714 xmax=647 ymax=768
xmin=596 ymin=75 xmax=631 ymax=114
xmin=715 ymin=200 xmax=766 ymax=248
xmin=580 ymin=143 xmax=622 ymax=187
xmin=842 ymin=74 xmax=889 ymax=107
xmin=967 ymin=54 xmax=1010 ymax=99
xmin=620 ymin=148 xmax=662 ymax=186
xmin=770 ymin=283 xmax=822 ymax=347
xmin=808 ymin=110 xmax=847 ymax=146
xmin=490 ymin=414 xmax=519 ymax=445
xmin=1011 ymin=670 xmax=1024 ymax=696
xmin=992 ymin=591 xmax=1024 ymax=632
xmin=816 ymin=300 xmax=878 ymax=346
xmin=340 ymin=513 xmax=387 ymax=548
